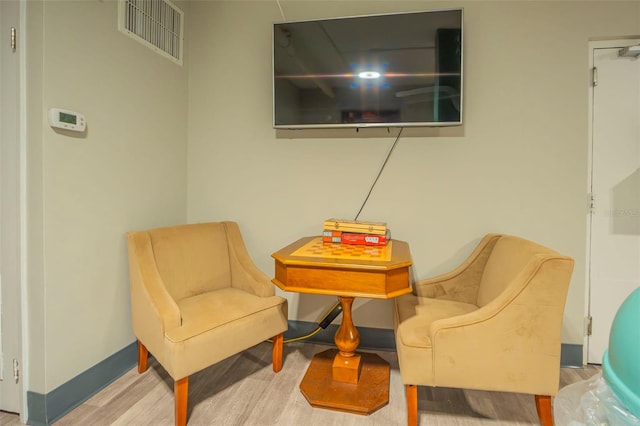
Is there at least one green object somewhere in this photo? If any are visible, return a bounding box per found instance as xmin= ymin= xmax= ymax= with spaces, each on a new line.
xmin=603 ymin=287 xmax=640 ymax=418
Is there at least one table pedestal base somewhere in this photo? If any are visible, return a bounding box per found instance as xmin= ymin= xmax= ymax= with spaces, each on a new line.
xmin=299 ymin=349 xmax=390 ymax=415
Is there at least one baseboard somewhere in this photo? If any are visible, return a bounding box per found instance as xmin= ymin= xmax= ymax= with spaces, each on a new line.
xmin=285 ymin=320 xmax=396 ymax=351
xmin=25 ymin=324 xmax=583 ymax=424
xmin=26 ymin=341 xmax=137 ymax=426
xmin=560 ymin=343 xmax=583 ymax=368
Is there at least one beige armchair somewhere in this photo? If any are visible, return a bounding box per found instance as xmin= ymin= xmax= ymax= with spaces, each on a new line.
xmin=126 ymin=221 xmax=288 ymax=426
xmin=394 ymin=234 xmax=574 ymax=425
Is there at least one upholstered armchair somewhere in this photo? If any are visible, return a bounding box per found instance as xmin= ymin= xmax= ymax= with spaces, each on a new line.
xmin=127 ymin=221 xmax=288 ymax=426
xmin=394 ymin=234 xmax=574 ymax=425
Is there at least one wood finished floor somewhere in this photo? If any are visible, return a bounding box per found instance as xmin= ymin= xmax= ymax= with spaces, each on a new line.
xmin=1 ymin=342 xmax=600 ymax=426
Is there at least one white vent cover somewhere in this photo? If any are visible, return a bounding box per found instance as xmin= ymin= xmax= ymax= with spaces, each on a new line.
xmin=118 ymin=0 xmax=184 ymax=65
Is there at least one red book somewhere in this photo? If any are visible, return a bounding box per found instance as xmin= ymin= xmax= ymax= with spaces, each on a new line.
xmin=341 ymin=232 xmax=388 ymax=246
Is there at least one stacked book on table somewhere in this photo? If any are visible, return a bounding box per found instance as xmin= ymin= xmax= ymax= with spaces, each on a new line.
xmin=322 ymin=218 xmax=390 ymax=246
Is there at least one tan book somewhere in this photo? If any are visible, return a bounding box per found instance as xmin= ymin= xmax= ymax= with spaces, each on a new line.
xmin=323 ymin=218 xmax=387 ymax=236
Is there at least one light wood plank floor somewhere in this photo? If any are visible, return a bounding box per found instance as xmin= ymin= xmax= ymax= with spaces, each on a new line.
xmin=1 ymin=342 xmax=600 ymax=425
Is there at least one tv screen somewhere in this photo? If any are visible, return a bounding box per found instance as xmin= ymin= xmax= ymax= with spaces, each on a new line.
xmin=272 ymin=9 xmax=463 ymax=129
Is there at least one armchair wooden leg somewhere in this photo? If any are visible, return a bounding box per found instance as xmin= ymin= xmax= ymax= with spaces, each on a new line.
xmin=272 ymin=332 xmax=284 ymax=372
xmin=175 ymin=377 xmax=188 ymax=426
xmin=535 ymin=394 xmax=554 ymax=426
xmin=137 ymin=341 xmax=148 ymax=373
xmin=406 ymin=384 xmax=418 ymax=426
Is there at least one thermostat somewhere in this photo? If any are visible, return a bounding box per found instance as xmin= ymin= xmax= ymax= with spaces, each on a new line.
xmin=48 ymin=108 xmax=86 ymax=132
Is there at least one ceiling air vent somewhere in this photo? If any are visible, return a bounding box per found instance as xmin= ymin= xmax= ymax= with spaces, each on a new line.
xmin=118 ymin=0 xmax=184 ymax=65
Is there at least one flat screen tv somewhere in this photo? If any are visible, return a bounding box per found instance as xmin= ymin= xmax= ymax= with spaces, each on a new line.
xmin=272 ymin=9 xmax=463 ymax=129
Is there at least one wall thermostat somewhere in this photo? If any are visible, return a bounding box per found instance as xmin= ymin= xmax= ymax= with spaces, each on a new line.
xmin=48 ymin=108 xmax=86 ymax=132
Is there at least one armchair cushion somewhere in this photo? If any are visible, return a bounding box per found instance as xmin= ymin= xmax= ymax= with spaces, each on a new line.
xmin=395 ymin=296 xmax=477 ymax=348
xmin=167 ymin=288 xmax=285 ymax=343
xmin=163 ymin=289 xmax=288 ymax=380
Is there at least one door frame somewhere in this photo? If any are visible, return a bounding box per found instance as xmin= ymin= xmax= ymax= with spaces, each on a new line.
xmin=0 ymin=0 xmax=27 ymax=420
xmin=585 ymin=37 xmax=640 ymax=364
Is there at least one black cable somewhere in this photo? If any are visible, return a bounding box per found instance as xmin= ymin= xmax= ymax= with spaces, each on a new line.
xmin=318 ymin=302 xmax=343 ymax=329
xmin=271 ymin=299 xmax=342 ymax=344
xmin=354 ymin=128 xmax=404 ymax=221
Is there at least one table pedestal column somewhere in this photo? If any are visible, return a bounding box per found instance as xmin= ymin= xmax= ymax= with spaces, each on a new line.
xmin=332 ymin=297 xmax=362 ymax=384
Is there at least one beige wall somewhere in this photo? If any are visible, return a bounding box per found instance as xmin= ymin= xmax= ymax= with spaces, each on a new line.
xmin=26 ymin=0 xmax=189 ymax=392
xmin=186 ymin=0 xmax=640 ymax=342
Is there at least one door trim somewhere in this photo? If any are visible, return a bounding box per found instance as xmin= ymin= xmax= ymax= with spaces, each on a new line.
xmin=0 ymin=0 xmax=28 ymax=420
xmin=18 ymin=0 xmax=27 ymax=420
xmin=585 ymin=37 xmax=640 ymax=364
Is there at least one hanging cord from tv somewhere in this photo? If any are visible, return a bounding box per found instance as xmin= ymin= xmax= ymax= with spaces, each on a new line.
xmin=276 ymin=0 xmax=286 ymax=21
xmin=354 ymin=127 xmax=404 ymax=221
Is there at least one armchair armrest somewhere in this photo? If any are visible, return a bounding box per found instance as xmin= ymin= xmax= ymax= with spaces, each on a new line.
xmin=127 ymin=232 xmax=181 ymax=345
xmin=224 ymin=221 xmax=275 ymax=298
xmin=415 ymin=234 xmax=501 ymax=304
xmin=427 ymin=256 xmax=574 ymax=394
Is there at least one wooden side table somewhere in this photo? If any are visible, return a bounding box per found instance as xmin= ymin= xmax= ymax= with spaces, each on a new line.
xmin=271 ymin=236 xmax=413 ymax=415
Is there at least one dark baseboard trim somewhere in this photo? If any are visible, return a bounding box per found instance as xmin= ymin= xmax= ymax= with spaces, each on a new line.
xmin=560 ymin=343 xmax=583 ymax=368
xmin=27 ymin=341 xmax=137 ymax=426
xmin=25 ymin=323 xmax=583 ymax=424
xmin=285 ymin=320 xmax=396 ymax=351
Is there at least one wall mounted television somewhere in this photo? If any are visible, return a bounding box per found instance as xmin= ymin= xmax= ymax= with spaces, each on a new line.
xmin=272 ymin=9 xmax=463 ymax=129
